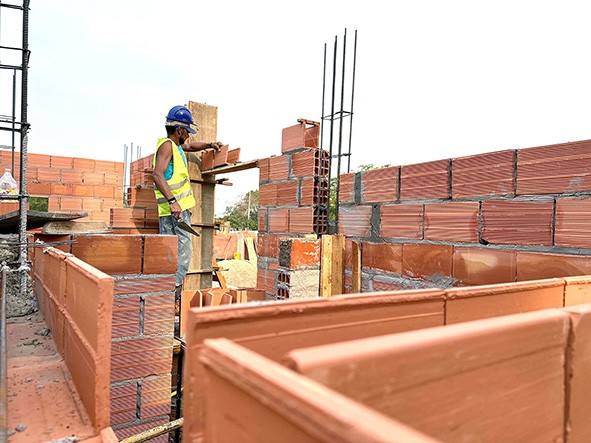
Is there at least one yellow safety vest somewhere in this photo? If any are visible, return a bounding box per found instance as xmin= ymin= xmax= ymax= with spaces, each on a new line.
xmin=153 ymin=138 xmax=196 ymax=217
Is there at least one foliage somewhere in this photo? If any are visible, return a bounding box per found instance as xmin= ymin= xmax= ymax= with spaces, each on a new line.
xmin=29 ymin=197 xmax=48 ymax=212
xmin=220 ymin=190 xmax=258 ymax=231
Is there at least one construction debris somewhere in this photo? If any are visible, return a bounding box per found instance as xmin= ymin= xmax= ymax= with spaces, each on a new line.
xmin=1 ymin=234 xmax=35 ymax=317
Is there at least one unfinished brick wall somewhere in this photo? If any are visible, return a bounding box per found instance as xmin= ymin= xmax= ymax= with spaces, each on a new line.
xmin=31 ymin=233 xmax=177 ymax=442
xmin=257 ymin=121 xmax=328 ymax=298
xmin=338 ymin=139 xmax=591 ymax=291
xmin=1 ymin=151 xmax=124 ymax=222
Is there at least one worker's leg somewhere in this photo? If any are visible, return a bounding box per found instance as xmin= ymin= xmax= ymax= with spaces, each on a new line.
xmin=175 ymin=209 xmax=193 ymax=286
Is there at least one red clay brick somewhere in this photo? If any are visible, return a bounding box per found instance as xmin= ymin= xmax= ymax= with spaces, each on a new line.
xmin=51 ymin=183 xmax=75 ymax=196
xmin=112 ymin=296 xmax=141 ymax=338
xmin=72 ymin=185 xmax=95 ymax=198
xmin=289 ymin=207 xmax=315 ymax=234
xmin=140 ymin=376 xmax=172 ymax=419
xmin=268 ymin=208 xmax=289 ymax=233
xmin=516 ymin=251 xmax=591 ymax=281
xmin=424 ymin=201 xmax=479 ymax=242
xmin=50 ymin=155 xmax=74 ymax=169
xmin=73 ymin=158 xmax=96 ymax=171
xmin=481 ymin=199 xmax=554 ymax=246
xmin=291 ymin=149 xmax=329 ymax=178
xmin=113 ymin=275 xmax=176 ymax=295
xmin=72 ymin=234 xmax=143 ymax=274
xmin=337 ymin=173 xmax=355 ymax=203
xmin=110 ymin=382 xmax=137 ymax=425
xmin=143 ymin=294 xmax=175 ymax=335
xmin=110 ymin=335 xmax=174 ymax=382
xmin=268 ymin=155 xmax=289 ymax=181
xmin=281 ymin=122 xmax=320 ymax=153
xmin=60 ymin=170 xmax=84 ymax=184
xmin=28 ymin=153 xmax=51 ymax=167
xmin=301 ymin=177 xmax=329 ymax=207
xmin=258 ymin=183 xmax=278 ymax=207
xmin=94 ymin=185 xmax=116 ymax=199
xmin=276 ymin=180 xmax=298 ymax=206
xmin=555 ymin=197 xmax=591 ymax=248
xmin=362 ymin=242 xmax=403 ymax=274
xmin=83 ymin=171 xmax=105 ymax=186
xmin=104 ymin=173 xmax=123 ymax=186
xmin=453 ymin=247 xmax=516 ymax=286
xmin=338 ymin=206 xmax=372 ymax=237
xmin=402 ymin=243 xmax=453 ymax=279
xmin=380 ymin=203 xmax=424 ymax=239
xmin=60 ymin=197 xmax=84 ymax=211
xmin=361 ymin=166 xmax=399 ymax=203
xmin=400 ymin=159 xmax=450 ymax=200
xmin=258 ymin=207 xmax=268 ymax=232
xmin=517 ymin=139 xmax=591 ymax=195
xmin=143 ymin=235 xmax=178 ymax=274
xmin=113 ymin=418 xmax=169 ymax=443
xmin=36 ymin=167 xmax=61 ymax=183
xmin=258 ymin=158 xmax=270 ymax=182
xmin=279 ymin=238 xmax=321 ymax=270
xmin=95 ymin=159 xmax=117 ymax=173
xmin=28 ymin=182 xmax=51 ymax=196
xmin=452 ymin=150 xmax=515 ymax=198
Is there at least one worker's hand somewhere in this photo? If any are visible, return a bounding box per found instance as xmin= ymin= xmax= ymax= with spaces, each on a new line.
xmin=170 ymin=201 xmax=182 ymax=219
xmin=209 ymin=142 xmax=223 ymax=152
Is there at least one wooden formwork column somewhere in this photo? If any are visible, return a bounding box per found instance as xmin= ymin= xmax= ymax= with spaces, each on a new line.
xmin=184 ymin=101 xmax=217 ymax=290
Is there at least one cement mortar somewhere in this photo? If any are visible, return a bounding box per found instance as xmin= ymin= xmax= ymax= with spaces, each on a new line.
xmin=1 ymin=234 xmax=36 ymax=318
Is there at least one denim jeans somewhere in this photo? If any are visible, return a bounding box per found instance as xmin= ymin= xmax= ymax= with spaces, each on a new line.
xmin=159 ymin=209 xmax=192 ymax=287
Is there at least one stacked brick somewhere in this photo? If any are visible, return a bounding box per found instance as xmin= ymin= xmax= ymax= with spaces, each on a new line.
xmin=257 ymin=121 xmax=328 ymax=298
xmin=111 ymin=154 xmax=159 ymax=234
xmin=0 ymin=151 xmax=123 ymax=222
xmin=337 ymin=138 xmax=591 ymax=291
xmin=276 ymin=238 xmax=321 ymax=299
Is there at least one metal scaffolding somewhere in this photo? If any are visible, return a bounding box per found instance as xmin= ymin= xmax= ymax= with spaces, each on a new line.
xmin=0 ymin=0 xmax=31 ymax=299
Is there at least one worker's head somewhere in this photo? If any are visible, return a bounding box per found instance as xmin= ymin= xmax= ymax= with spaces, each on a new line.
xmin=165 ymin=105 xmax=198 ymax=144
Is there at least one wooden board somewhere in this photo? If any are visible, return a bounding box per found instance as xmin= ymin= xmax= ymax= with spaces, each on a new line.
xmin=320 ymin=234 xmax=345 ymax=297
xmin=351 ymin=241 xmax=361 ymax=293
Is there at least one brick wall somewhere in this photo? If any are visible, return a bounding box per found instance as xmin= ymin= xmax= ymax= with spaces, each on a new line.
xmin=31 ymin=233 xmax=177 ymax=441
xmin=1 ymin=151 xmax=124 ymax=223
xmin=337 ymin=138 xmax=591 ymax=291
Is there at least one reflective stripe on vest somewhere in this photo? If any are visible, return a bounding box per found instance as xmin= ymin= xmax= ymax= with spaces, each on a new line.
xmin=153 ymin=138 xmax=196 ymax=217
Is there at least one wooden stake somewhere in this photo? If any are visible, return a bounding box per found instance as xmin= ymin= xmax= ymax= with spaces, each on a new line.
xmin=320 ymin=234 xmax=345 ymax=297
xmin=351 ymin=240 xmax=361 ymax=293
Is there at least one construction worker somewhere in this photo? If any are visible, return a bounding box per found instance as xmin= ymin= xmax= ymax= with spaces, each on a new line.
xmin=153 ymin=105 xmax=222 ymax=310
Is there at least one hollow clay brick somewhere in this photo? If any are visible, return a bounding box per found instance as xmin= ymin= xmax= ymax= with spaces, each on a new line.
xmin=258 ymin=183 xmax=278 ymax=207
xmin=564 ymin=305 xmax=591 ymax=442
xmin=112 ymin=418 xmax=169 ymax=443
xmin=338 ymin=206 xmax=372 ymax=237
xmin=112 ymin=296 xmax=141 ymax=338
xmin=379 ymin=203 xmax=423 ymax=239
xmin=143 ymin=235 xmax=178 ymax=275
xmin=445 ymin=278 xmax=565 ymax=324
xmin=289 ymin=207 xmax=315 ymax=234
xmin=337 ymin=173 xmax=355 ymax=203
xmin=554 ymin=197 xmax=591 ymax=248
xmin=50 ymin=155 xmax=74 ymax=169
xmin=110 ymin=335 xmax=173 ymax=382
xmin=452 ymin=247 xmax=516 ymax=286
xmin=451 ymin=150 xmax=515 ymax=198
xmin=276 ymin=180 xmax=298 ymax=206
xmin=28 ymin=152 xmax=51 ymax=168
xmin=564 ymin=276 xmax=591 ymax=307
xmin=268 ymin=155 xmax=289 ymax=181
xmin=291 ymin=149 xmax=329 ymax=178
xmin=517 ymin=139 xmax=591 ymax=195
xmin=95 ymin=159 xmax=117 ymax=173
xmin=279 ymin=238 xmax=321 ymax=270
xmin=361 ymin=166 xmax=399 ymax=203
xmin=400 ymin=159 xmax=450 ymax=200
xmin=268 ymin=208 xmax=289 ymax=233
xmin=481 ymin=199 xmax=554 ymax=245
xmin=402 ymin=244 xmax=452 ymax=280
xmin=197 ymin=338 xmax=437 ymax=443
xmin=516 ymin=251 xmax=591 ymax=281
xmin=361 ymin=242 xmax=403 ymax=274
xmin=72 ymin=234 xmax=143 ymax=275
xmin=143 ymin=294 xmax=175 ymax=335
xmin=37 ymin=167 xmax=61 ymax=183
xmin=281 ymin=122 xmax=320 ymax=153
xmin=72 ymin=185 xmax=95 ymax=197
xmin=258 ymin=157 xmax=270 ymax=182
xmin=28 ymin=182 xmax=51 ymax=195
xmin=258 ymin=207 xmax=268 ymax=232
xmin=424 ymin=201 xmax=479 ymax=242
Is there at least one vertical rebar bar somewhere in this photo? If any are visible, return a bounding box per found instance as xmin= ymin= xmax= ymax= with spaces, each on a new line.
xmin=0 ymin=266 xmax=7 ymax=443
xmin=347 ymin=30 xmax=358 ymax=174
xmin=320 ymin=43 xmax=327 ymax=151
xmin=335 ymin=29 xmax=347 ymax=229
xmin=18 ymin=0 xmax=30 ymax=299
xmin=11 ymin=69 xmax=16 ymax=173
xmin=327 ymin=36 xmax=337 ymax=232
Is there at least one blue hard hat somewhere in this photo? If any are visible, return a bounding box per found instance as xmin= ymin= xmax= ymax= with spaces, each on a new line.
xmin=166 ymin=105 xmax=197 ymax=133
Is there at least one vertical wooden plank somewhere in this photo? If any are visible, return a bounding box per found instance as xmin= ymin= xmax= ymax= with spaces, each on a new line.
xmin=183 ymin=101 xmax=217 ymax=290
xmin=320 ymin=235 xmax=333 ymax=298
xmin=351 ymin=240 xmax=361 ymax=293
xmin=320 ymin=235 xmax=345 ymax=297
xmin=331 ymin=234 xmax=345 ymax=295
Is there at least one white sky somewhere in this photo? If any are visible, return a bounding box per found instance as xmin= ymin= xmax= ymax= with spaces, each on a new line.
xmin=2 ymin=1 xmax=591 ymax=215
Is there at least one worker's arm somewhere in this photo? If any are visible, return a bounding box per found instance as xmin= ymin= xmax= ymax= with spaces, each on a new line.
xmin=152 ymin=140 xmax=182 ymax=218
xmin=182 ymin=141 xmax=223 ymax=153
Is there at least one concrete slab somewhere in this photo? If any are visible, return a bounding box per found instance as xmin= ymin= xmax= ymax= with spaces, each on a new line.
xmin=0 ymin=210 xmax=87 ymax=234
xmin=41 ymin=221 xmax=109 ymax=235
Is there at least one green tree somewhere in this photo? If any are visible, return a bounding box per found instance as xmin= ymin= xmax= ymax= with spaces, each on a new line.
xmin=220 ymin=190 xmax=258 ymax=231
